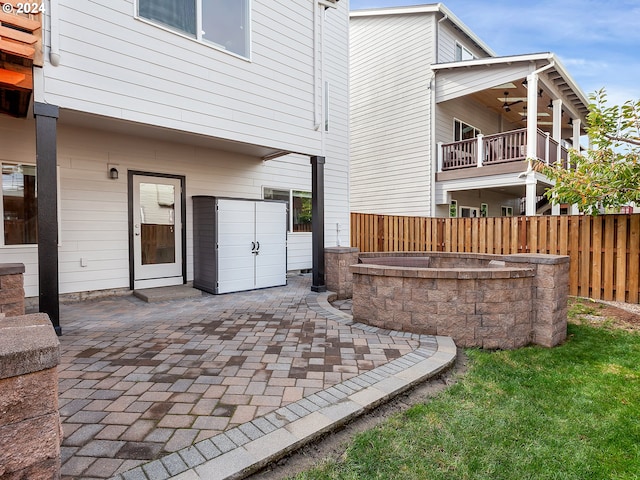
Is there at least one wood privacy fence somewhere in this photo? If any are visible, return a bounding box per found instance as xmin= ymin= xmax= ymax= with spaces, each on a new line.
xmin=350 ymin=213 xmax=640 ymax=304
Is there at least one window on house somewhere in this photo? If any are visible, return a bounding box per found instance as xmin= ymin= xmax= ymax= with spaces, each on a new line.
xmin=138 ymin=0 xmax=250 ymax=58
xmin=460 ymin=206 xmax=478 ymax=218
xmin=2 ymin=163 xmax=37 ymax=245
xmin=501 ymin=206 xmax=513 ymax=217
xmin=454 ymin=119 xmax=481 ymax=141
xmin=264 ymin=188 xmax=312 ymax=233
xmin=455 ymin=42 xmax=475 ymax=61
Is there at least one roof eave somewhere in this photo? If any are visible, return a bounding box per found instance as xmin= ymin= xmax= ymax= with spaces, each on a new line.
xmin=350 ymin=3 xmax=496 ymax=57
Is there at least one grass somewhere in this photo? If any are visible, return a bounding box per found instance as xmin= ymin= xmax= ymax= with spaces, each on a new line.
xmin=292 ymin=303 xmax=640 ymax=480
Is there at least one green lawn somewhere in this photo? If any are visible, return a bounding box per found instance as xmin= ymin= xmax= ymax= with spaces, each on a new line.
xmin=292 ymin=305 xmax=640 ymax=480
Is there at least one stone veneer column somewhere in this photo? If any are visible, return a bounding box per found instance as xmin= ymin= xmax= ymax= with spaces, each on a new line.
xmin=0 ymin=313 xmax=61 ymax=479
xmin=0 ymin=263 xmax=25 ymax=317
xmin=504 ymin=254 xmax=569 ymax=347
xmin=324 ymin=247 xmax=360 ymax=299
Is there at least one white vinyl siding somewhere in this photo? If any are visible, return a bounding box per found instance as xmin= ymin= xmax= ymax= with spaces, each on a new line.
xmin=38 ymin=0 xmax=323 ymax=155
xmin=0 ymin=117 xmax=340 ymax=296
xmin=434 ymin=63 xmax=532 ymax=103
xmin=350 ymin=13 xmax=435 ymax=217
xmin=435 ymin=97 xmax=503 ymax=148
xmin=438 ymin=21 xmax=489 ymax=64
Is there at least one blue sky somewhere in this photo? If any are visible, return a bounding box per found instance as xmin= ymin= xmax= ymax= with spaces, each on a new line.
xmin=349 ymin=0 xmax=640 ymax=106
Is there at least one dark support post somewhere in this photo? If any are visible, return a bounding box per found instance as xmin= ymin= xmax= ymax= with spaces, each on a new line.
xmin=34 ymin=102 xmax=61 ymax=335
xmin=310 ymin=155 xmax=326 ymax=292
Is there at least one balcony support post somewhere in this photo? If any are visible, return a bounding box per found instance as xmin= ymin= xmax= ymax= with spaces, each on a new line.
xmin=437 ymin=142 xmax=443 ymax=172
xmin=526 ymin=73 xmax=539 ymax=164
xmin=525 ymin=172 xmax=537 ymax=216
xmin=476 ymin=134 xmax=484 ymax=167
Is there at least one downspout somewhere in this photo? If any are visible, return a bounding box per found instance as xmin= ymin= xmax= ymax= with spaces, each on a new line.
xmin=312 ymin=0 xmax=321 ymax=131
xmin=431 ymin=13 xmax=447 ymax=215
xmin=49 ymin=0 xmax=60 ymax=66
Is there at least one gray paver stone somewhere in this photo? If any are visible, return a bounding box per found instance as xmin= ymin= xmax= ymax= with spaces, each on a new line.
xmin=252 ymin=416 xmax=277 ymax=435
xmin=194 ymin=439 xmax=222 ymax=460
xmin=179 ymin=446 xmax=206 ymax=468
xmin=225 ymin=427 xmax=250 ymax=446
xmin=160 ymin=453 xmax=189 ymax=476
xmin=211 ymin=434 xmax=236 ymax=453
xmin=121 ymin=467 xmax=148 ymax=480
xmin=239 ymin=421 xmax=263 ymax=441
xmin=142 ymin=460 xmax=170 ymax=480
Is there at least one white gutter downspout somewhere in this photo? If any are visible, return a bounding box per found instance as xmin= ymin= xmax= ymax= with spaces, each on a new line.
xmin=49 ymin=0 xmax=61 ymax=66
xmin=312 ymin=0 xmax=321 ymax=131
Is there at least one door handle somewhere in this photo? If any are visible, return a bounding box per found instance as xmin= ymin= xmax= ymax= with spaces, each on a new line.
xmin=134 ymin=224 xmax=140 ymax=236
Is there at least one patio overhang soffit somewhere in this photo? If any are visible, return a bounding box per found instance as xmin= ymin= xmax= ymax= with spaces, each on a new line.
xmin=432 ymin=53 xmax=590 ymax=129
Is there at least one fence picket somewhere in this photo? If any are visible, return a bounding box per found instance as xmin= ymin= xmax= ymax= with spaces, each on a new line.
xmin=350 ymin=213 xmax=640 ymax=304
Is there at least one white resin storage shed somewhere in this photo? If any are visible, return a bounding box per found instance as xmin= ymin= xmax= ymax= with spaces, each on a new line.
xmin=192 ymin=196 xmax=287 ymax=294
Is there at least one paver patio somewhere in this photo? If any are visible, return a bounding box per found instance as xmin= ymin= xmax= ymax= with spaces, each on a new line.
xmin=57 ymin=274 xmax=433 ymax=479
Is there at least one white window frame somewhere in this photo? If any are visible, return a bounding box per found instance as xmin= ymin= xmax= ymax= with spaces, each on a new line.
xmin=0 ymin=162 xmax=62 ymax=248
xmin=455 ymin=41 xmax=475 ymax=61
xmin=263 ymin=187 xmax=312 ymax=234
xmin=459 ymin=206 xmax=479 ymax=218
xmin=454 ymin=118 xmax=481 ymax=142
xmin=501 ymin=206 xmax=513 ymax=217
xmin=134 ymin=0 xmax=252 ymax=60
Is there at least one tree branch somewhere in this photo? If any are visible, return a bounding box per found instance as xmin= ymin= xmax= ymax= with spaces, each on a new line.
xmin=604 ymin=133 xmax=640 ymax=146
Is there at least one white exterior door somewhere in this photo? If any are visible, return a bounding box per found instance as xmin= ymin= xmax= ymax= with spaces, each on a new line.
xmin=132 ymin=175 xmax=183 ymax=289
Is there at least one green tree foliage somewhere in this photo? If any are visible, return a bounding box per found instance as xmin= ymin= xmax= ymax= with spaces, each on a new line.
xmin=543 ymin=89 xmax=640 ymax=214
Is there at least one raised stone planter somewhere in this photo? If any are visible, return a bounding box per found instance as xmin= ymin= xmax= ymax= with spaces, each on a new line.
xmin=325 ymin=250 xmax=569 ymax=350
xmin=0 ymin=313 xmax=61 ymax=479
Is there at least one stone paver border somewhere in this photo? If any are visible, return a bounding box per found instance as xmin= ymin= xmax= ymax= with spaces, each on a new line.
xmin=109 ymin=292 xmax=457 ymax=480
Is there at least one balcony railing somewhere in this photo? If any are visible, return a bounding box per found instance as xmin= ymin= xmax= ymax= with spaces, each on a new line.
xmin=440 ymin=128 xmax=568 ymax=172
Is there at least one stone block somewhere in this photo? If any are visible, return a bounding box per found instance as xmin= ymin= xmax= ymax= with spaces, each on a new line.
xmin=0 ymin=368 xmax=58 ymax=427
xmin=0 ymin=314 xmax=60 ymax=379
xmin=0 ymin=412 xmax=61 ymax=476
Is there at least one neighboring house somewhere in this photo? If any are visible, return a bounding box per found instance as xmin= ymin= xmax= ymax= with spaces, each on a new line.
xmin=350 ymin=4 xmax=589 ymax=219
xmin=0 ymin=0 xmax=349 ymax=332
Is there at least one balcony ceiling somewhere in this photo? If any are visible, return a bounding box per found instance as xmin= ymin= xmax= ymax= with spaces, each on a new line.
xmin=433 ymin=53 xmax=590 ymax=135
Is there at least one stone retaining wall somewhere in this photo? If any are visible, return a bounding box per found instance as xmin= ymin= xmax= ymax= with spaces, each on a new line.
xmin=326 ymin=250 xmax=569 ymax=349
xmin=0 ymin=265 xmax=62 ymax=479
xmin=0 ymin=263 xmax=25 ymax=317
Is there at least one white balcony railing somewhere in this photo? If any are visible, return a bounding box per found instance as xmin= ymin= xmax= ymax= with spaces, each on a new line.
xmin=439 ymin=128 xmax=568 ymax=172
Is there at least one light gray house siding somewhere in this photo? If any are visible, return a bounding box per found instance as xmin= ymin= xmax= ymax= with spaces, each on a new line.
xmin=350 ymin=12 xmax=435 ymax=216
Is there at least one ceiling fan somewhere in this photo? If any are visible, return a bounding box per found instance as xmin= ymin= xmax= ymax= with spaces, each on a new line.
xmin=502 ymin=91 xmax=523 ymax=112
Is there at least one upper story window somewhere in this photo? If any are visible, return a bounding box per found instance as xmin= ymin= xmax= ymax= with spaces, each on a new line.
xmin=138 ymin=0 xmax=250 ymax=58
xmin=454 ymin=119 xmax=481 ymax=141
xmin=455 ymin=42 xmax=475 ymax=62
xmin=2 ymin=163 xmax=37 ymax=245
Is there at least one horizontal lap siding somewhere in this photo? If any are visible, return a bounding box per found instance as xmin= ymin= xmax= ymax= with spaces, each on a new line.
xmin=40 ymin=0 xmax=322 ymax=154
xmin=0 ymin=117 xmax=327 ymax=296
xmin=351 ymin=212 xmax=640 ymax=303
xmin=350 ymin=13 xmax=434 ymax=216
